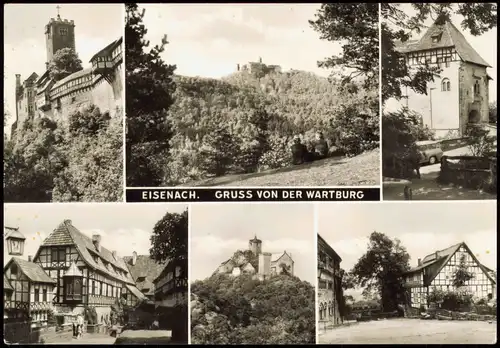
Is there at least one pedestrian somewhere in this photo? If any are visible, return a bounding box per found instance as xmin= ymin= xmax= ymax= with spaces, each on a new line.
xmin=313 ymin=131 xmax=329 ymax=160
xmin=72 ymin=318 xmax=77 ymax=338
xmin=76 ymin=313 xmax=84 ymax=339
xmin=152 ymin=316 xmax=159 ymax=330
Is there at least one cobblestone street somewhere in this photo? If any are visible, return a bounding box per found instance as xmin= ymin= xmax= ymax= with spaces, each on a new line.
xmin=319 ymin=319 xmax=497 ymax=344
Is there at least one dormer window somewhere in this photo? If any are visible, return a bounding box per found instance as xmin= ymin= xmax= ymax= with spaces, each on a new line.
xmin=431 ymin=33 xmax=442 ymax=43
xmin=137 ymin=276 xmax=146 ymax=282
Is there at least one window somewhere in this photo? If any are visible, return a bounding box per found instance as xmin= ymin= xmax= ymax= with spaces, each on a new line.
xmin=441 ymin=78 xmax=451 ymax=92
xmin=51 ymin=248 xmax=66 ymax=262
xmin=43 ymin=289 xmax=47 ymax=302
xmin=474 ymin=80 xmax=480 ymax=95
xmin=444 ymin=57 xmax=451 ymax=68
xmin=65 ymin=277 xmax=83 ymax=301
xmin=431 ymin=33 xmax=442 ymax=43
xmin=35 ymin=288 xmax=40 ymax=302
xmin=59 ymin=28 xmax=68 ymax=36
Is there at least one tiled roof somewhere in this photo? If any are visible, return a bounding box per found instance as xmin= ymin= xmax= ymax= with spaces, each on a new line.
xmin=51 ymin=67 xmax=93 ymax=90
xmin=318 ymin=234 xmax=342 ymax=262
xmin=271 ymin=251 xmax=293 ymax=263
xmin=122 ymin=255 xmax=166 ymax=293
xmin=406 ymin=242 xmax=496 ymax=285
xmin=89 ymin=37 xmax=123 ymax=62
xmin=4 ymin=275 xmax=14 ymax=291
xmin=396 ymin=20 xmax=490 ymax=67
xmin=125 ymin=284 xmax=147 ymax=301
xmin=40 ymin=220 xmax=135 ymax=284
xmin=6 ymin=257 xmax=56 ymax=284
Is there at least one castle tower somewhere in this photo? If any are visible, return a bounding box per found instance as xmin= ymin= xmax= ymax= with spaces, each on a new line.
xmin=45 ymin=7 xmax=76 ymax=65
xmin=258 ymin=252 xmax=272 ymax=277
xmin=248 ymin=235 xmax=262 ymax=255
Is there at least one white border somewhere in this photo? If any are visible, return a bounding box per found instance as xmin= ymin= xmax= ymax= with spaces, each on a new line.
xmin=121 ymin=3 xmax=127 ymax=203
xmin=314 ymin=203 xmax=319 ymax=344
xmin=378 ymin=3 xmax=384 ymax=201
xmin=187 ymin=204 xmax=192 ymax=344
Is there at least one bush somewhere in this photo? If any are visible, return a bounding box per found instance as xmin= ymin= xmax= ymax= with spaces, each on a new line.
xmin=427 ymin=288 xmax=474 ymax=312
xmin=465 ymin=126 xmax=496 ymax=157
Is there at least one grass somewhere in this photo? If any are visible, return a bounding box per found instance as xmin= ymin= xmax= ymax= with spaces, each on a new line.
xmin=114 ymin=330 xmax=177 ymax=345
xmin=181 ymin=148 xmax=380 ymax=187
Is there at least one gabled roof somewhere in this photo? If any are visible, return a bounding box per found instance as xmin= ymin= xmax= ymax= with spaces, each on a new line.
xmin=318 ymin=234 xmax=342 ymax=262
xmin=396 ymin=20 xmax=491 ymax=67
xmin=4 ymin=275 xmax=14 ymax=291
xmin=271 ymin=251 xmax=294 ymax=263
xmin=122 ymin=255 xmax=166 ymax=294
xmin=125 ymin=283 xmax=147 ymax=301
xmin=38 ymin=220 xmax=134 ymax=284
xmin=405 ymin=242 xmax=496 ymax=285
xmin=4 ymin=257 xmax=56 ymax=284
xmin=23 ymin=72 xmax=39 ymax=85
xmin=89 ymin=37 xmax=123 ymax=62
xmin=4 ymin=227 xmax=26 ymax=240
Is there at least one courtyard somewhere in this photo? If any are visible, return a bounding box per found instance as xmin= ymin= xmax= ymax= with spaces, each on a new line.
xmin=319 ymin=319 xmax=496 ymax=344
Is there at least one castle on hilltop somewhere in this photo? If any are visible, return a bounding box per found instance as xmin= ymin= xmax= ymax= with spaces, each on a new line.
xmin=236 ymin=57 xmax=282 ymax=76
xmin=215 ymin=235 xmax=294 ymax=280
xmin=12 ymin=10 xmax=123 ymax=138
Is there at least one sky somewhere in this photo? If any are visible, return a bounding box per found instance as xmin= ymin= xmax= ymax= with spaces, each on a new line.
xmin=3 ymin=3 xmax=123 ymax=137
xmin=3 ymin=203 xmax=187 ymax=266
xmin=140 ymin=4 xmax=338 ymax=79
xmin=190 ymin=203 xmax=316 ymax=284
xmin=384 ymin=3 xmax=497 ymax=106
xmin=318 ymin=202 xmax=497 ymax=300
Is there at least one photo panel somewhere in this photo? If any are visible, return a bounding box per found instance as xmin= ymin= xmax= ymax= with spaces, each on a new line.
xmin=317 ymin=201 xmax=496 ymax=344
xmin=3 ymin=203 xmax=188 ymax=344
xmin=124 ymin=3 xmax=380 ymax=203
xmin=3 ymin=3 xmax=125 ymax=203
xmin=189 ymin=203 xmax=316 ymax=344
xmin=380 ymin=3 xmax=497 ymax=201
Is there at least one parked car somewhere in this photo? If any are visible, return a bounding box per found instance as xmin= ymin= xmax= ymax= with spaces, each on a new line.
xmin=416 ymin=140 xmax=444 ymax=165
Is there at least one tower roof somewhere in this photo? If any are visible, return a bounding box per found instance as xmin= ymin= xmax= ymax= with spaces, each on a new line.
xmin=397 ymin=19 xmax=491 ymax=67
xmin=250 ymin=235 xmax=262 ymax=243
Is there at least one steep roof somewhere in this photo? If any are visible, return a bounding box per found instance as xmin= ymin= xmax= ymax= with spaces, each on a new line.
xmin=318 ymin=234 xmax=342 ymax=262
xmin=5 ymin=257 xmax=56 ymax=284
xmin=4 ymin=275 xmax=14 ymax=291
xmin=38 ymin=220 xmax=134 ymax=284
xmin=405 ymin=242 xmax=496 ymax=285
xmin=271 ymin=251 xmax=294 ymax=263
xmin=51 ymin=67 xmax=93 ymax=90
xmin=89 ymin=37 xmax=123 ymax=62
xmin=396 ymin=20 xmax=491 ymax=67
xmin=125 ymin=284 xmax=147 ymax=301
xmin=4 ymin=227 xmax=26 ymax=240
xmin=123 ymin=255 xmax=166 ymax=295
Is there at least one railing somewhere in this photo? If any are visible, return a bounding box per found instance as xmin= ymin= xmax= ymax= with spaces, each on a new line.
xmin=438 ymin=155 xmax=497 ymax=192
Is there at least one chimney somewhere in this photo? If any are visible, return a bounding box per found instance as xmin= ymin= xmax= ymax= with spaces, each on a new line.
xmin=237 ymin=63 xmax=240 ymax=71
xmin=112 ymin=251 xmax=117 ymax=260
xmin=417 ymin=258 xmax=422 ymax=266
xmin=435 ymin=251 xmax=439 ymax=259
xmin=258 ymin=252 xmax=272 ymax=276
xmin=64 ymin=219 xmax=72 ymax=225
xmin=132 ymin=251 xmax=137 ymax=266
xmin=15 ymin=74 xmax=21 ymax=89
xmin=259 ymin=57 xmax=262 ymax=63
xmin=45 ymin=62 xmax=49 ymax=70
xmin=28 ymin=256 xmax=33 ymax=262
xmin=92 ymin=234 xmax=101 ymax=252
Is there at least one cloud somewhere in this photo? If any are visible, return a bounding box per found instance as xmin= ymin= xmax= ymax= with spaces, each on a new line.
xmin=187 ymin=19 xmax=267 ymax=45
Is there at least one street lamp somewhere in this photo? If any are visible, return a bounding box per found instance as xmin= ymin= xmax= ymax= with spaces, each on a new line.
xmin=4 ymin=226 xmax=26 ymax=256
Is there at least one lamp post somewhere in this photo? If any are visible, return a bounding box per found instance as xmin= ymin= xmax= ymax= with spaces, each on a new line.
xmin=429 ymin=87 xmax=436 ymax=129
xmin=4 ymin=226 xmax=26 ymax=256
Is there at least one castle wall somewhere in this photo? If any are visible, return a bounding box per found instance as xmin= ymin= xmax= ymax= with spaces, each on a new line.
xmin=405 ymin=60 xmax=461 ymax=136
xmin=458 ymin=62 xmax=490 ymax=134
xmin=258 ymin=253 xmax=271 ymax=276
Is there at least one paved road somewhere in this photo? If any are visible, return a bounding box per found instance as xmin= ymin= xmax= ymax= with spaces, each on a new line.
xmin=319 ymin=319 xmax=497 ymax=344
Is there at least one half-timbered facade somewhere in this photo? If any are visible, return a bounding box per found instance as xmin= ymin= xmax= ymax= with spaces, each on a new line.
xmin=403 ymin=242 xmax=496 ymax=309
xmin=153 ymin=259 xmax=188 ymax=309
xmin=122 ymin=252 xmax=165 ymax=303
xmin=317 ymin=234 xmax=343 ymax=326
xmin=4 ymin=257 xmax=56 ymax=326
xmin=395 ymin=19 xmax=492 ymax=137
xmin=23 ymin=219 xmax=145 ymax=324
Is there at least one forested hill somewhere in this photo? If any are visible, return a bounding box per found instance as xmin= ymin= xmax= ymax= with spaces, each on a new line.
xmin=165 ymin=69 xmax=379 ymax=186
xmin=190 ymin=273 xmax=315 ymax=344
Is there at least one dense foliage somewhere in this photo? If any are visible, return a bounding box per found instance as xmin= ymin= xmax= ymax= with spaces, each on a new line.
xmin=382 ymin=108 xmax=435 ymax=178
xmin=149 ymin=209 xmax=188 ymax=280
xmin=125 ymin=3 xmax=177 ymax=187
xmin=3 ymin=105 xmax=123 ymax=202
xmin=48 ymin=48 xmax=84 ymax=82
xmin=346 ymin=231 xmax=411 ymax=312
xmin=191 ymin=273 xmax=315 ymax=344
xmin=489 ymin=102 xmax=497 ymax=124
xmin=164 ymin=71 xmax=378 ymax=185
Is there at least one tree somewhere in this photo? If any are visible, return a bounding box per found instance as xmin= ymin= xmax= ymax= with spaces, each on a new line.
xmin=489 ymin=101 xmax=497 ymax=124
xmin=48 ymin=48 xmax=83 ymax=82
xmin=309 ymin=3 xmax=379 ymax=90
xmin=150 ymin=210 xmax=188 ymax=276
xmin=125 ymin=3 xmax=177 ymax=187
xmin=452 ymin=254 xmax=475 ymax=288
xmin=381 ymin=3 xmax=497 ymax=103
xmin=199 ymin=124 xmax=238 ymax=177
xmin=465 ymin=126 xmax=496 ymax=157
xmin=279 ymin=263 xmax=291 ymax=276
xmin=350 ymin=231 xmax=411 ymax=312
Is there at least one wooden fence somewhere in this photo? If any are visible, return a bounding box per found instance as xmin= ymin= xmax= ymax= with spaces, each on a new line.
xmin=438 ymin=155 xmax=497 ymax=192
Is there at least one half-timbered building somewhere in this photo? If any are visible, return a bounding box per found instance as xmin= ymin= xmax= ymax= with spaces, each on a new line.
xmin=122 ymin=252 xmax=165 ymax=303
xmin=395 ymin=19 xmax=493 ymax=137
xmin=317 ymin=234 xmax=343 ymax=326
xmin=4 ymin=257 xmax=56 ymax=327
xmin=4 ymin=219 xmax=148 ymax=326
xmin=403 ymin=242 xmax=496 ymax=309
xmin=153 ymin=258 xmax=188 ymax=309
